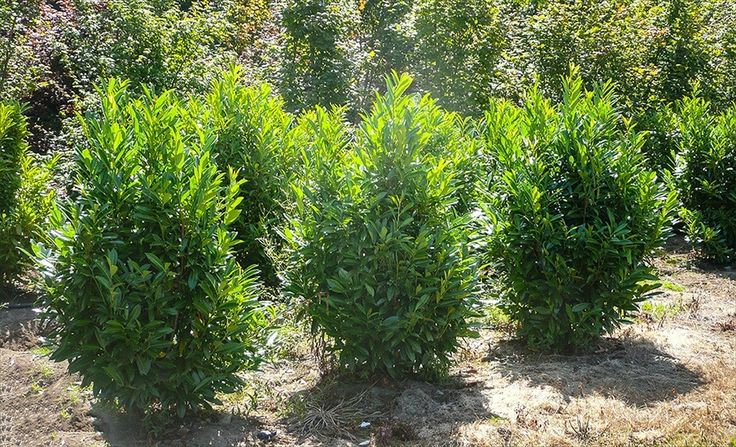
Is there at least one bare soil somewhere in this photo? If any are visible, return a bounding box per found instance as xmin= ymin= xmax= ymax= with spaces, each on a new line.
xmin=1 ymin=240 xmax=735 ymax=446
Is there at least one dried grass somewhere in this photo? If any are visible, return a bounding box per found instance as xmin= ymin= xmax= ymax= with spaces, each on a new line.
xmin=287 ymin=384 xmax=381 ymax=440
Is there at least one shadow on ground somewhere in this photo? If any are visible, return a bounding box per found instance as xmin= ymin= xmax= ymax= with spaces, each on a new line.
xmin=489 ymin=335 xmax=705 ymax=406
xmin=0 ymin=282 xmax=37 ymax=306
xmin=272 ymin=372 xmax=502 ymax=445
xmin=93 ymin=403 xmax=269 ymax=447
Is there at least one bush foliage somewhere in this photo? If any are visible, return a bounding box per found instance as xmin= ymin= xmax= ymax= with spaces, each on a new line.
xmin=35 ymin=81 xmax=269 ymax=422
xmin=5 ymin=0 xmax=736 ymax=424
xmin=0 ymin=0 xmax=42 ymax=101
xmin=676 ymin=92 xmax=736 ymax=262
xmin=200 ymin=67 xmax=301 ymax=285
xmin=483 ymin=72 xmax=677 ymax=350
xmin=0 ymin=101 xmax=26 ymax=213
xmin=284 ymin=74 xmax=477 ymax=378
xmin=0 ymin=101 xmax=56 ymax=283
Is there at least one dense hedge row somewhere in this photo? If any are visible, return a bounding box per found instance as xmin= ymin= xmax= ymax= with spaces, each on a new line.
xmin=2 ymin=0 xmax=736 ymax=431
xmin=1 ymin=64 xmax=733 ymax=425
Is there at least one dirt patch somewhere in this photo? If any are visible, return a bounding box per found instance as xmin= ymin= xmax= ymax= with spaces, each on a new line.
xmin=0 ymin=306 xmax=48 ymax=351
xmin=719 ymin=315 xmax=736 ymax=332
xmin=0 ymin=348 xmax=101 ymax=447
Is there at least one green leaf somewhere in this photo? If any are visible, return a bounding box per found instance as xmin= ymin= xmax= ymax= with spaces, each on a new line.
xmin=571 ymin=303 xmax=589 ymax=313
xmin=103 ymin=366 xmax=124 ymax=384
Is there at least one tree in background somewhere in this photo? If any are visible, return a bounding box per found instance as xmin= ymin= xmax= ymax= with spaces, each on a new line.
xmin=355 ymin=0 xmax=414 ymax=107
xmin=414 ymin=0 xmax=506 ymax=115
xmin=652 ymin=0 xmax=710 ymax=106
xmin=0 ymin=0 xmax=42 ymax=101
xmin=278 ymin=0 xmax=360 ymax=112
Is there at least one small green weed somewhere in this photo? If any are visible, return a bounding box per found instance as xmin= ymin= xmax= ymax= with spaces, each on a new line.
xmin=639 ymin=299 xmax=685 ymax=322
xmin=66 ymin=384 xmax=88 ymax=406
xmin=662 ymin=281 xmax=685 ymax=292
xmin=30 ymin=382 xmax=44 ymax=394
xmin=482 ymin=305 xmax=512 ymax=330
xmin=37 ymin=365 xmax=54 ymax=379
xmin=30 ymin=346 xmax=52 ymax=356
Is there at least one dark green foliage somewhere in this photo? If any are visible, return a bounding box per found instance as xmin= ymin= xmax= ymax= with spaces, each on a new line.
xmin=483 ymin=72 xmax=677 ymax=350
xmin=637 ymin=107 xmax=678 ymax=173
xmin=0 ymin=101 xmax=56 ymax=283
xmin=0 ymin=153 xmax=57 ymax=285
xmin=35 ymin=80 xmax=269 ymax=423
xmin=676 ymin=92 xmax=736 ymax=262
xmin=414 ymin=0 xmax=506 ymax=115
xmin=279 ymin=0 xmax=360 ymax=112
xmin=201 ymin=67 xmax=301 ymax=286
xmin=284 ymin=74 xmax=478 ymax=378
xmin=654 ymin=0 xmax=710 ymax=105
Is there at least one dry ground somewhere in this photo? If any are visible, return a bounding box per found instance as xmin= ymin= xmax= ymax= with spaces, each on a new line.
xmin=1 ymin=240 xmax=735 ymax=447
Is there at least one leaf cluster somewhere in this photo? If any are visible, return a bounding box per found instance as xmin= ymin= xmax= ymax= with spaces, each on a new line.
xmin=0 ymin=101 xmax=56 ymax=283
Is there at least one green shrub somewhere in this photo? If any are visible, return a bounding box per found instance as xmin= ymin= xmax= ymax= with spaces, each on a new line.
xmin=0 ymin=101 xmax=26 ymax=213
xmin=519 ymin=0 xmax=714 ymax=175
xmin=637 ymin=107 xmax=679 ymax=173
xmin=0 ymin=151 xmax=57 ymax=285
xmin=675 ymin=92 xmax=736 ymax=262
xmin=35 ymin=80 xmax=269 ymax=424
xmin=284 ymin=74 xmax=478 ymax=378
xmin=413 ymin=0 xmax=506 ymax=115
xmin=483 ymin=72 xmax=677 ymax=350
xmin=200 ymin=67 xmax=301 ymax=286
xmin=278 ymin=0 xmax=360 ymax=112
xmin=0 ymin=101 xmax=56 ymax=283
